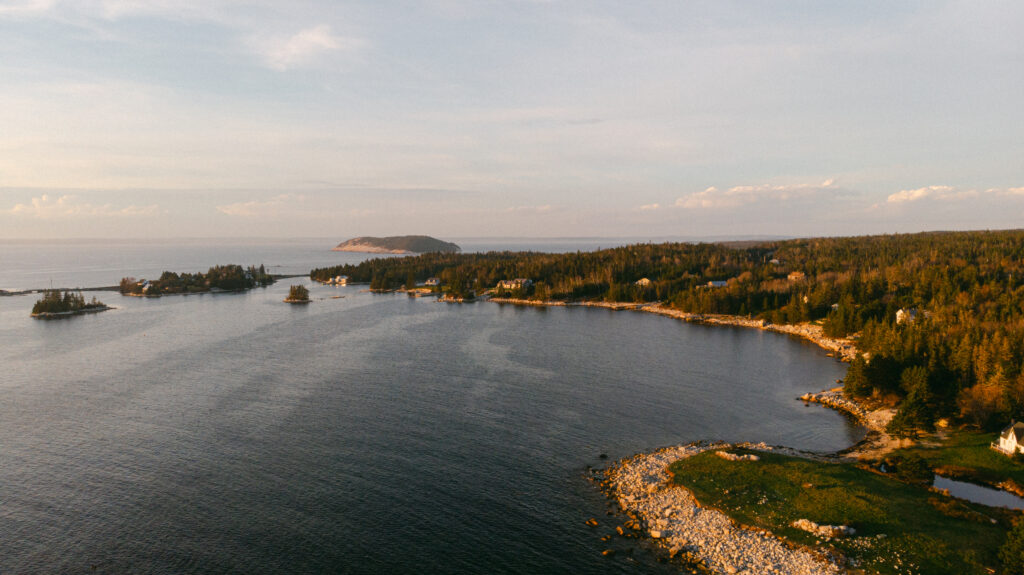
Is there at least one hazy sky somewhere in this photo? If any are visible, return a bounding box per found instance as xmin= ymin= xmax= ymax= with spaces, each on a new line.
xmin=1 ymin=1 xmax=1022 ymax=239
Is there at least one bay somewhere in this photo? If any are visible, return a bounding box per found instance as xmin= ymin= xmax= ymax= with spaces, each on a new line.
xmin=0 ymin=240 xmax=861 ymax=574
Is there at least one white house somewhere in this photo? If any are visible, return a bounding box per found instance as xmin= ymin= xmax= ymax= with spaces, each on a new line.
xmin=634 ymin=277 xmax=652 ymax=287
xmin=896 ymin=308 xmax=918 ymax=325
xmin=424 ymin=277 xmax=441 ymax=286
xmin=993 ymin=421 xmax=1024 ymax=456
xmin=496 ymin=278 xmax=533 ymax=291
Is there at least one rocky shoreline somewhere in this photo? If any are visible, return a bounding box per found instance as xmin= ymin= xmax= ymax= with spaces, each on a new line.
xmin=798 ymin=388 xmax=904 ymax=460
xmin=487 ymin=298 xmax=857 ymax=361
xmin=601 ymin=442 xmax=843 ymax=575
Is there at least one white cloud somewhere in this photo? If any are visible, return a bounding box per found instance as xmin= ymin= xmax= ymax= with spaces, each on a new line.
xmin=0 ymin=0 xmax=54 ymax=16
xmin=506 ymin=204 xmax=554 ymax=214
xmin=638 ymin=203 xmax=660 ymax=211
xmin=884 ymin=185 xmax=1024 ymax=204
xmin=254 ymin=25 xmax=360 ymax=71
xmin=886 ymin=185 xmax=956 ymax=203
xmin=3 ymin=194 xmax=160 ymax=218
xmin=216 ymin=194 xmax=302 ymax=217
xmin=675 ymin=179 xmax=837 ymax=209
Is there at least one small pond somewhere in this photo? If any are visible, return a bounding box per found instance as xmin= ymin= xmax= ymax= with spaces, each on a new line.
xmin=933 ymin=476 xmax=1024 ymax=510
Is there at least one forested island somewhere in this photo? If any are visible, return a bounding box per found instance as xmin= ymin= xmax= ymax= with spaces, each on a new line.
xmin=284 ymin=285 xmax=310 ymax=303
xmin=120 ymin=264 xmax=274 ymax=296
xmin=332 ymin=235 xmax=461 ymax=254
xmin=313 ymin=230 xmax=1024 ymax=435
xmin=31 ymin=290 xmax=110 ymax=318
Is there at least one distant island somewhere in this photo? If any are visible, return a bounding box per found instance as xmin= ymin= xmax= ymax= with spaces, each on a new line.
xmin=120 ymin=264 xmax=274 ymax=296
xmin=31 ymin=290 xmax=110 ymax=318
xmin=332 ymin=235 xmax=461 ymax=254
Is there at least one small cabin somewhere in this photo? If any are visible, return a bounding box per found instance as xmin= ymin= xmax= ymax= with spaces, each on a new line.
xmin=993 ymin=421 xmax=1024 ymax=456
xmin=787 ymin=271 xmax=806 ymax=282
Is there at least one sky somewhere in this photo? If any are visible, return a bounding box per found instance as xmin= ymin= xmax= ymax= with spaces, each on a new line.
xmin=0 ymin=0 xmax=1022 ymax=239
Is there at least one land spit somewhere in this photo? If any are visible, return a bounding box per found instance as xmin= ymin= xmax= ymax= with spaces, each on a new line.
xmin=602 ymin=442 xmax=842 ymax=575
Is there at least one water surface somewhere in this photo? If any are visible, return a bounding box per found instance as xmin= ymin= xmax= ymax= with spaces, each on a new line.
xmin=0 ymin=242 xmax=861 ymax=574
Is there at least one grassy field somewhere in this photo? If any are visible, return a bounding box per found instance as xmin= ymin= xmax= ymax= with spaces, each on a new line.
xmin=890 ymin=430 xmax=1024 ymax=489
xmin=668 ymin=449 xmax=1018 ymax=575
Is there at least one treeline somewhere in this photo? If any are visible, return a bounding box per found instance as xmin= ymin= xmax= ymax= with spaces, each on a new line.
xmin=120 ymin=264 xmax=274 ymax=296
xmin=32 ymin=290 xmax=105 ymax=315
xmin=311 ymin=230 xmax=1024 ymax=431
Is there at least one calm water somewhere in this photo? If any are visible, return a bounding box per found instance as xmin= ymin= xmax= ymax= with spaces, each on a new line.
xmin=0 ymin=237 xmax=645 ymax=292
xmin=934 ymin=476 xmax=1024 ymax=510
xmin=0 ymin=241 xmax=861 ymax=574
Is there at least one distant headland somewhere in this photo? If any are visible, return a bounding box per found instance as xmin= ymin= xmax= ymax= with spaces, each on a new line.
xmin=331 ymin=235 xmax=461 ymax=254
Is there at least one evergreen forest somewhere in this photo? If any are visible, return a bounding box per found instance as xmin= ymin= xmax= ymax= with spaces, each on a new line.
xmin=120 ymin=264 xmax=274 ymax=296
xmin=31 ymin=290 xmax=106 ymax=315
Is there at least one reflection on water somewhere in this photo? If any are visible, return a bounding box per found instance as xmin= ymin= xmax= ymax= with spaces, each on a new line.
xmin=933 ymin=476 xmax=1024 ymax=510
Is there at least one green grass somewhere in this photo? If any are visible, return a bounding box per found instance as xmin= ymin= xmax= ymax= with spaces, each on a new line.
xmin=891 ymin=430 xmax=1024 ymax=488
xmin=668 ymin=449 xmax=1017 ymax=575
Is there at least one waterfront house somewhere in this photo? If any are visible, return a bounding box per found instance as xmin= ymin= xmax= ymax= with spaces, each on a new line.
xmin=425 ymin=278 xmax=441 ymax=286
xmin=993 ymin=421 xmax=1024 ymax=456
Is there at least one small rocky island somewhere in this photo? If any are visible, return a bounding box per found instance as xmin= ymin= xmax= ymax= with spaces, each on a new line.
xmin=331 ymin=235 xmax=461 ymax=254
xmin=31 ymin=290 xmax=111 ymax=318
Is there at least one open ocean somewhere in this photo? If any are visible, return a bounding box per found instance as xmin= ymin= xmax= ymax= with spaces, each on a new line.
xmin=0 ymin=238 xmax=861 ymax=574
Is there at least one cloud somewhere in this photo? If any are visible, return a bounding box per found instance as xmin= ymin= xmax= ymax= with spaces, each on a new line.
xmin=216 ymin=194 xmax=302 ymax=217
xmin=254 ymin=25 xmax=361 ymax=71
xmin=3 ymin=194 xmax=160 ymax=218
xmin=638 ymin=203 xmax=660 ymax=211
xmin=886 ymin=185 xmax=959 ymax=203
xmin=0 ymin=0 xmax=54 ymax=16
xmin=675 ymin=179 xmax=837 ymax=209
xmin=506 ymin=204 xmax=554 ymax=214
xmin=885 ymin=185 xmax=1024 ymax=204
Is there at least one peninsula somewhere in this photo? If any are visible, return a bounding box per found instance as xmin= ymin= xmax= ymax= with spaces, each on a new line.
xmin=120 ymin=264 xmax=274 ymax=296
xmin=331 ymin=235 xmax=461 ymax=254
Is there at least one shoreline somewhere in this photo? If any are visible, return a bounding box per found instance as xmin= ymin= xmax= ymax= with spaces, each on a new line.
xmin=601 ymin=442 xmax=843 ymax=575
xmin=487 ymin=298 xmax=858 ymax=361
